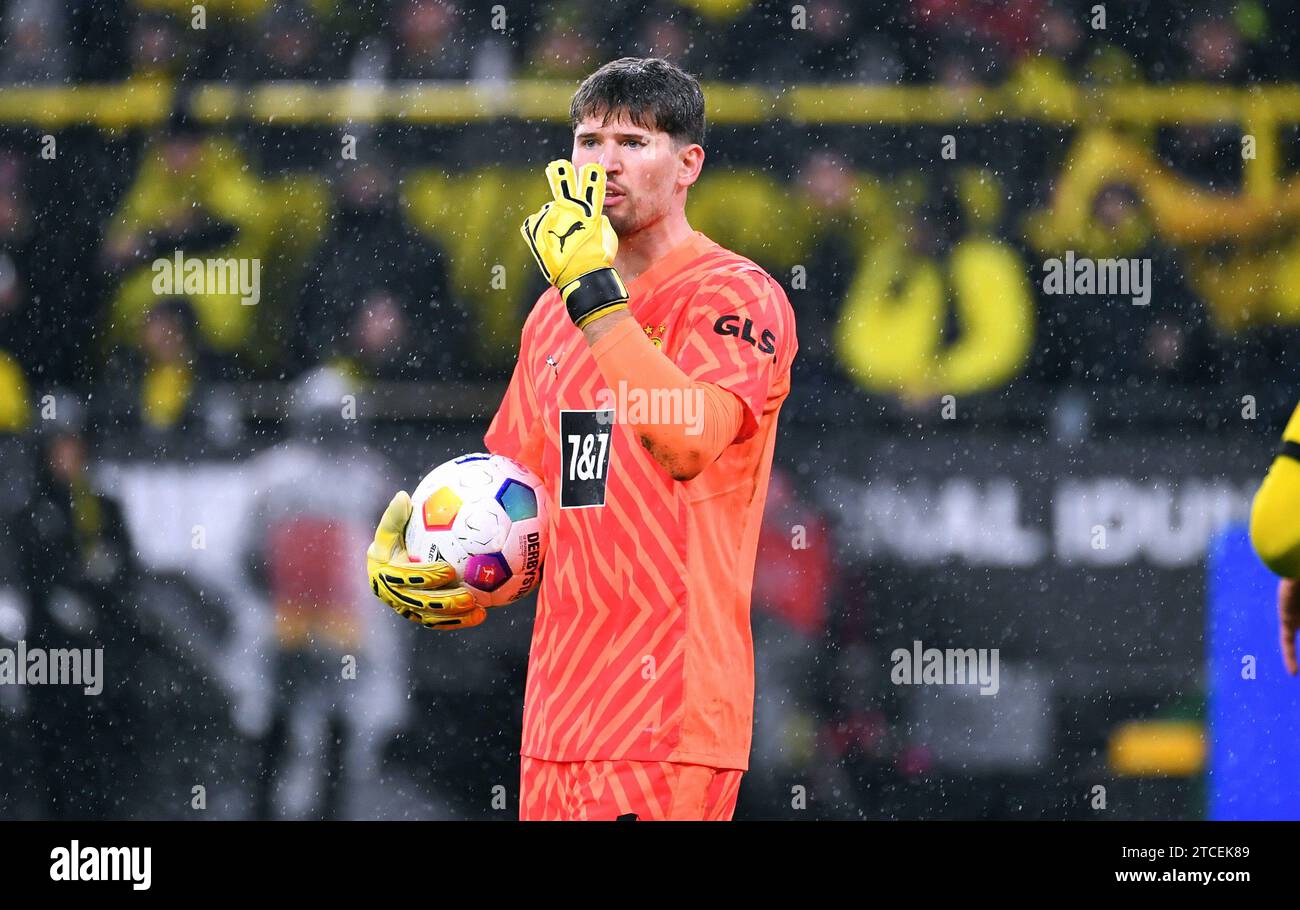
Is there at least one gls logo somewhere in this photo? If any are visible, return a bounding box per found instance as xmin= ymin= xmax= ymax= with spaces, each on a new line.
xmin=713 ymin=314 xmax=776 ymax=358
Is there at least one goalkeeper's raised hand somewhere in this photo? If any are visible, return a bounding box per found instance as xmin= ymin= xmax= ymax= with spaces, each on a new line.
xmin=366 ymin=491 xmax=486 ymax=630
xmin=520 ymin=159 xmax=629 ymax=329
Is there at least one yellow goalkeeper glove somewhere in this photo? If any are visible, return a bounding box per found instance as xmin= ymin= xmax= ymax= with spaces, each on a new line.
xmin=520 ymin=159 xmax=629 ymax=329
xmin=366 ymin=491 xmax=486 ymax=630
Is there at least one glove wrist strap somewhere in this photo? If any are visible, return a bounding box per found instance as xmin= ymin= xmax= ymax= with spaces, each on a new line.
xmin=562 ymin=268 xmax=630 ymax=329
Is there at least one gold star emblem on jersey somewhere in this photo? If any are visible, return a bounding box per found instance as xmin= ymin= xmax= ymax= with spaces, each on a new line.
xmin=644 ymin=323 xmax=666 ymax=348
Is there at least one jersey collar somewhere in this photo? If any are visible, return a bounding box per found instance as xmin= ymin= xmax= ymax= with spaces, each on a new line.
xmin=626 ymin=230 xmax=714 ymax=299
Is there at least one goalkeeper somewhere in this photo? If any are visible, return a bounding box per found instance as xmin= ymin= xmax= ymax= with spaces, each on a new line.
xmin=367 ymin=57 xmax=798 ymax=820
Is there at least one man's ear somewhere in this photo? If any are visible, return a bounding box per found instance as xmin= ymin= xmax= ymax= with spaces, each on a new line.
xmin=678 ymin=143 xmax=705 ymax=190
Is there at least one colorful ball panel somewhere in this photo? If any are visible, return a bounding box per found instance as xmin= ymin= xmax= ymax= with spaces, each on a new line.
xmin=421 ymin=486 xmax=461 ymax=532
xmin=497 ymin=478 xmax=538 ymax=522
xmin=465 ymin=553 xmax=512 ymax=592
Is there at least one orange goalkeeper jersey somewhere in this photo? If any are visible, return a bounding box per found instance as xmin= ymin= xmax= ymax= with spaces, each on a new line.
xmin=484 ymin=229 xmax=798 ymax=770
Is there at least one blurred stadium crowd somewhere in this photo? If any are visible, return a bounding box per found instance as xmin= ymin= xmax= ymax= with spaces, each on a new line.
xmin=2 ymin=0 xmax=1297 ymax=84
xmin=2 ymin=2 xmax=1299 ymax=411
xmin=0 ymin=0 xmax=1296 ymax=819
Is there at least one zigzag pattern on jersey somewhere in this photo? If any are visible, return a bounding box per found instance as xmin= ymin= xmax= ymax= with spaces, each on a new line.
xmin=519 ymin=756 xmax=746 ymax=820
xmin=520 ymin=300 xmax=692 ymax=761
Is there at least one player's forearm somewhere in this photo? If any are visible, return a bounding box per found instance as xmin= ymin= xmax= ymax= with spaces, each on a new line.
xmin=584 ymin=312 xmax=743 ymax=481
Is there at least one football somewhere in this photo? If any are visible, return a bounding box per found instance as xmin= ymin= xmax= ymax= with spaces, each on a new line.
xmin=405 ymin=453 xmax=550 ymax=607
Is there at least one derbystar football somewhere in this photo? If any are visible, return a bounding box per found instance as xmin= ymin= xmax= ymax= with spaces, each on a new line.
xmin=404 ymin=453 xmax=549 ymax=607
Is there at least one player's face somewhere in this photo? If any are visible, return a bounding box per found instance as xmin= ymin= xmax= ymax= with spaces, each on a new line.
xmin=572 ymin=112 xmax=682 ymax=235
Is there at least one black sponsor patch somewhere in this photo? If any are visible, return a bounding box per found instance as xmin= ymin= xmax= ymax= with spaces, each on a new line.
xmin=559 ymin=409 xmax=614 ymax=508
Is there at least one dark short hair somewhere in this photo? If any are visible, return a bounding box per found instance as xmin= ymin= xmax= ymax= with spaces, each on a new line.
xmin=570 ymin=57 xmax=706 ymax=147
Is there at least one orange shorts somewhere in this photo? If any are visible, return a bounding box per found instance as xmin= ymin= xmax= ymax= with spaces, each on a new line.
xmin=519 ymin=755 xmax=744 ymax=821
